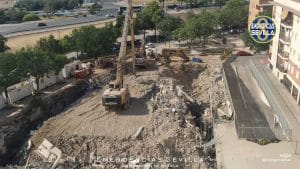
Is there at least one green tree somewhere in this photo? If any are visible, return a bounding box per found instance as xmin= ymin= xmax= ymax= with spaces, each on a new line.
xmin=36 ymin=35 xmax=63 ymax=54
xmin=16 ymin=48 xmax=68 ymax=93
xmin=217 ymin=0 xmax=248 ymax=32
xmin=0 ymin=10 xmax=7 ymax=24
xmin=157 ymin=16 xmax=182 ymax=47
xmin=71 ymin=24 xmax=118 ymax=58
xmin=59 ymin=35 xmax=75 ymax=52
xmin=142 ymin=0 xmax=164 ymax=40
xmin=241 ymin=31 xmax=270 ymax=52
xmin=5 ymin=8 xmax=27 ymax=23
xmin=195 ymin=11 xmax=216 ymax=47
xmin=0 ymin=53 xmax=20 ymax=104
xmin=172 ymin=27 xmax=186 ymax=48
xmin=88 ymin=3 xmax=102 ymax=15
xmin=136 ymin=12 xmax=155 ymax=39
xmin=0 ymin=34 xmax=10 ymax=52
xmin=15 ymin=0 xmax=44 ymax=11
xmin=23 ymin=13 xmax=40 ymax=22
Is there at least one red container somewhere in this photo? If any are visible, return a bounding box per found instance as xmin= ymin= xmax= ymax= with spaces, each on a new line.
xmin=74 ymin=69 xmax=91 ymax=79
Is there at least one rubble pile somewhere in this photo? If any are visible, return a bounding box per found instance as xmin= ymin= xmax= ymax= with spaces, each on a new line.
xmin=17 ymin=65 xmax=218 ymax=168
xmin=3 ymin=58 xmax=227 ymax=169
xmin=0 ymin=80 xmax=89 ymax=166
xmin=191 ymin=57 xmax=232 ymax=119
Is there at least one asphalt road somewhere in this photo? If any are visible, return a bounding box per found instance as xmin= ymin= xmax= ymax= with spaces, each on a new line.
xmin=0 ymin=8 xmax=118 ymax=36
xmin=0 ymin=0 xmax=120 ymax=36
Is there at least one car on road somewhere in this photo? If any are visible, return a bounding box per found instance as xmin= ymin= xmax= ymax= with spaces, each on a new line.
xmin=106 ymin=13 xmax=114 ymax=18
xmin=145 ymin=43 xmax=155 ymax=49
xmin=37 ymin=22 xmax=47 ymax=27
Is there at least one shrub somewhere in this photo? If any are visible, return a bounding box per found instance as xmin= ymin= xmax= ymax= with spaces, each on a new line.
xmin=23 ymin=13 xmax=40 ymax=22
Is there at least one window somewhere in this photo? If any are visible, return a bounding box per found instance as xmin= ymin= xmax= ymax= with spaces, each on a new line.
xmin=291 ymin=66 xmax=294 ymax=74
xmin=296 ymin=71 xmax=300 ymax=79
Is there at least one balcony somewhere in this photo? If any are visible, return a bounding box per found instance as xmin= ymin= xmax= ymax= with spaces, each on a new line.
xmin=278 ymin=42 xmax=290 ymax=59
xmin=279 ymin=26 xmax=292 ymax=44
xmin=278 ymin=51 xmax=289 ymax=59
xmin=276 ymin=57 xmax=288 ymax=73
xmin=281 ymin=12 xmax=293 ymax=28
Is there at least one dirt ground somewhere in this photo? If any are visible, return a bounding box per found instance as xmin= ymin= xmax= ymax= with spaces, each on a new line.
xmin=6 ymin=19 xmax=115 ymax=51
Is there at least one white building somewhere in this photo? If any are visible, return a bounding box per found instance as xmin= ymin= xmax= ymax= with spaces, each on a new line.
xmin=62 ymin=60 xmax=82 ymax=79
xmin=269 ymin=0 xmax=300 ymax=105
xmin=5 ymin=80 xmax=35 ymax=103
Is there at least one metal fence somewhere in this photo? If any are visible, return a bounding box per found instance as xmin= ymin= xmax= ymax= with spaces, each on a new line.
xmin=222 ymin=57 xmax=293 ymax=141
xmin=249 ymin=59 xmax=291 ymax=132
xmin=235 ymin=123 xmax=292 ymax=140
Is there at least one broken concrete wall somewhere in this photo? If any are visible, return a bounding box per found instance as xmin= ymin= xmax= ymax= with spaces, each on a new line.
xmin=6 ymin=80 xmax=35 ymax=103
xmin=32 ymin=72 xmax=64 ymax=91
xmin=0 ymin=80 xmax=88 ymax=166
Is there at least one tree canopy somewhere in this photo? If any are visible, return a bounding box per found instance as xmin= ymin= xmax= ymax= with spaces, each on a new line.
xmin=0 ymin=35 xmax=10 ymax=53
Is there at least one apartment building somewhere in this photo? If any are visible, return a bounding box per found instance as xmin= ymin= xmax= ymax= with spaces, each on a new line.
xmin=248 ymin=0 xmax=273 ymax=27
xmin=268 ymin=0 xmax=300 ymax=105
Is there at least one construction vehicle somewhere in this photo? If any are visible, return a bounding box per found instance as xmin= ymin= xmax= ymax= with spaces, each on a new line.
xmin=156 ymin=48 xmax=189 ymax=64
xmin=102 ymin=0 xmax=133 ymax=110
xmin=135 ymin=37 xmax=146 ymax=68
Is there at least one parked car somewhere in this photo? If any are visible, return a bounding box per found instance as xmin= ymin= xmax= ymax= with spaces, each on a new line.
xmin=37 ymin=22 xmax=47 ymax=27
xmin=234 ymin=50 xmax=253 ymax=56
xmin=145 ymin=43 xmax=155 ymax=49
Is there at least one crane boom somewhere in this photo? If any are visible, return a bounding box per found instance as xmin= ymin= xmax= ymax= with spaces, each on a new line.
xmin=115 ymin=0 xmax=132 ymax=89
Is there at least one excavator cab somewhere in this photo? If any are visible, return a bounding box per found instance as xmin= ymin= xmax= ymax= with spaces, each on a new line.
xmin=102 ymin=87 xmax=130 ymax=109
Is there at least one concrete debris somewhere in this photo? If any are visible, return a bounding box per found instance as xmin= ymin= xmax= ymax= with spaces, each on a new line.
xmin=34 ymin=139 xmax=62 ymax=169
xmin=2 ymin=56 xmax=227 ymax=169
xmin=176 ymin=85 xmax=195 ymax=103
xmin=132 ymin=126 xmax=145 ymax=140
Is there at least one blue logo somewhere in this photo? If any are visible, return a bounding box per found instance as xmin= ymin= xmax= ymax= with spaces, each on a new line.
xmin=249 ymin=16 xmax=276 ymax=43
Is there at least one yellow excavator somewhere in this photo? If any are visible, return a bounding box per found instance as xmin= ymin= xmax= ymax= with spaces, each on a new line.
xmin=102 ymin=0 xmax=134 ymax=110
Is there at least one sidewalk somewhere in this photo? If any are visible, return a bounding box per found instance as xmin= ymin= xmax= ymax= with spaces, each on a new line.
xmin=215 ymin=122 xmax=300 ymax=169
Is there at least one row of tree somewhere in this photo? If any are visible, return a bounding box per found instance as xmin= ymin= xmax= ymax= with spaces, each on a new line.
xmin=0 ymin=22 xmax=120 ymax=102
xmin=0 ymin=37 xmax=69 ymax=102
xmin=138 ymin=0 xmax=248 ymax=47
xmin=0 ymin=0 xmax=86 ymax=24
xmin=0 ymin=8 xmax=28 ymax=24
xmin=15 ymin=0 xmax=84 ymax=12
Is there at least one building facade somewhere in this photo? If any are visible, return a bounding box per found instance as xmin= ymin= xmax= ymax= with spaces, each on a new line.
xmin=248 ymin=0 xmax=273 ymax=27
xmin=268 ymin=0 xmax=300 ymax=105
